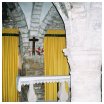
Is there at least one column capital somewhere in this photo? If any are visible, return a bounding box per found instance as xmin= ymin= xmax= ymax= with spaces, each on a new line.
xmin=63 ymin=48 xmax=101 ymax=56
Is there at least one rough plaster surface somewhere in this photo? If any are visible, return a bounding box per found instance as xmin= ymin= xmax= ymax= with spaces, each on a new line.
xmin=60 ymin=2 xmax=102 ymax=101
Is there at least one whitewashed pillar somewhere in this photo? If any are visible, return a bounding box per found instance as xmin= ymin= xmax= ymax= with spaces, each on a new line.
xmin=58 ymin=82 xmax=69 ymax=102
xmin=27 ymin=82 xmax=37 ymax=102
xmin=63 ymin=2 xmax=102 ymax=102
xmin=54 ymin=2 xmax=102 ymax=102
xmin=63 ymin=49 xmax=102 ymax=102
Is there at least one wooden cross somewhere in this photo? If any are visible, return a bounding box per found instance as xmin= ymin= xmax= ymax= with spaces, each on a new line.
xmin=29 ymin=37 xmax=39 ymax=55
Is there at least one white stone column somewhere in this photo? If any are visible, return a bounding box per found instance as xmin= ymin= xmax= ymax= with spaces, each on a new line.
xmin=58 ymin=82 xmax=69 ymax=102
xmin=27 ymin=82 xmax=37 ymax=102
xmin=64 ymin=49 xmax=102 ymax=102
xmin=54 ymin=2 xmax=102 ymax=102
xmin=63 ymin=2 xmax=102 ymax=102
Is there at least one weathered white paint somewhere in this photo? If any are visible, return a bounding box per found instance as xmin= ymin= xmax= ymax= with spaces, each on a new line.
xmin=17 ymin=75 xmax=70 ymax=92
xmin=17 ymin=75 xmax=70 ymax=102
xmin=27 ymin=82 xmax=37 ymax=102
xmin=58 ymin=82 xmax=69 ymax=102
xmin=54 ymin=2 xmax=102 ymax=102
xmin=63 ymin=49 xmax=102 ymax=102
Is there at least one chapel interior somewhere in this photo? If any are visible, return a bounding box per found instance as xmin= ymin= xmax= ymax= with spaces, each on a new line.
xmin=2 ymin=2 xmax=102 ymax=102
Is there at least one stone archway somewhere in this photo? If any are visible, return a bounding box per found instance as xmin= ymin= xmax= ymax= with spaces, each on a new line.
xmin=3 ymin=2 xmax=102 ymax=102
xmin=53 ymin=2 xmax=102 ymax=102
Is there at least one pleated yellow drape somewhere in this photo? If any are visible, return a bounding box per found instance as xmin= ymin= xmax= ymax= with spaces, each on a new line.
xmin=44 ymin=32 xmax=69 ymax=101
xmin=2 ymin=36 xmax=19 ymax=102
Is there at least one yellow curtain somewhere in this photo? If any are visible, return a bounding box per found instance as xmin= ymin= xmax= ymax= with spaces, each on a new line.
xmin=2 ymin=36 xmax=19 ymax=102
xmin=44 ymin=30 xmax=69 ymax=101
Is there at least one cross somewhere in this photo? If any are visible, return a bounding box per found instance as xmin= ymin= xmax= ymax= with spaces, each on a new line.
xmin=29 ymin=37 xmax=39 ymax=55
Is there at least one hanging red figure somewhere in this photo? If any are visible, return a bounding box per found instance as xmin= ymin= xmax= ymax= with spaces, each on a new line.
xmin=36 ymin=47 xmax=44 ymax=55
xmin=36 ymin=47 xmax=40 ymax=55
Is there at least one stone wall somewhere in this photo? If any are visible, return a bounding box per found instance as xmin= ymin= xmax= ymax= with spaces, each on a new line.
xmin=20 ymin=57 xmax=44 ymax=102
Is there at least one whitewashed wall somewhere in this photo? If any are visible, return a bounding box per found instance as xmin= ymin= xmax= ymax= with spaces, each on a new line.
xmin=54 ymin=2 xmax=102 ymax=102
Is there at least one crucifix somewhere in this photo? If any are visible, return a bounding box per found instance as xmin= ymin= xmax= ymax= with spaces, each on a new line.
xmin=29 ymin=37 xmax=39 ymax=55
